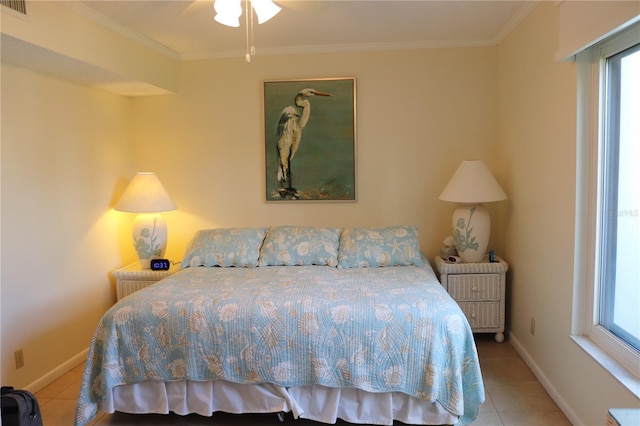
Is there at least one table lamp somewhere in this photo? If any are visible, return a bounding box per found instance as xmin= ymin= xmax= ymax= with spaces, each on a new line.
xmin=114 ymin=172 xmax=176 ymax=268
xmin=439 ymin=160 xmax=507 ymax=263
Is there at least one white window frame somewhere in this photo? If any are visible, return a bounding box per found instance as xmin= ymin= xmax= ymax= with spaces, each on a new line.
xmin=572 ymin=22 xmax=640 ymax=398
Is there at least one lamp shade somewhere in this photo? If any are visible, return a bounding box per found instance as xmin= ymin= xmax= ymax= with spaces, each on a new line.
xmin=114 ymin=172 xmax=176 ymax=213
xmin=438 ymin=160 xmax=507 ymax=203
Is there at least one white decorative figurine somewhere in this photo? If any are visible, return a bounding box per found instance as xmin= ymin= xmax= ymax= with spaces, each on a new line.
xmin=440 ymin=236 xmax=458 ymax=259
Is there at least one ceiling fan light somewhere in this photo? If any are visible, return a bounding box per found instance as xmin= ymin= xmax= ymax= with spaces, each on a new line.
xmin=214 ymin=0 xmax=242 ymax=27
xmin=251 ymin=0 xmax=281 ymax=24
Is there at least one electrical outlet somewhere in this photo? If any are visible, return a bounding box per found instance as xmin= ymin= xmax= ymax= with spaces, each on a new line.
xmin=15 ymin=349 xmax=25 ymax=369
xmin=530 ymin=317 xmax=536 ymax=336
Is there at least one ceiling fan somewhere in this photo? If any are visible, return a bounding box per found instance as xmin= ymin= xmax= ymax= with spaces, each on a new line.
xmin=179 ymin=0 xmax=277 ymax=23
xmin=177 ymin=0 xmax=326 ymax=62
xmin=178 ymin=0 xmax=277 ymax=61
xmin=177 ymin=0 xmax=324 ymax=19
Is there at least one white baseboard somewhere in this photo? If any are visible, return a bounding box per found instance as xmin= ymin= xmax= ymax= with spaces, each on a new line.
xmin=508 ymin=333 xmax=580 ymax=425
xmin=26 ymin=348 xmax=89 ymax=393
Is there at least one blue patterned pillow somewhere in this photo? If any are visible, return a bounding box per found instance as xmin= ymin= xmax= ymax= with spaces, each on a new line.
xmin=181 ymin=228 xmax=267 ymax=268
xmin=258 ymin=226 xmax=340 ymax=267
xmin=337 ymin=226 xmax=425 ymax=268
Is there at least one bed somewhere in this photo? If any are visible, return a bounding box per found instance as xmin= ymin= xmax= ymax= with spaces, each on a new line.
xmin=75 ymin=226 xmax=484 ymax=425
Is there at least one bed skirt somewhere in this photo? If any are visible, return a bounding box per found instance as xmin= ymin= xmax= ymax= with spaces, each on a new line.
xmin=102 ymin=380 xmax=460 ymax=425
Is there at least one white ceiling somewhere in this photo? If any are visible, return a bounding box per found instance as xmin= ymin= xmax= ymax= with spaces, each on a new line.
xmin=72 ymin=0 xmax=538 ymax=60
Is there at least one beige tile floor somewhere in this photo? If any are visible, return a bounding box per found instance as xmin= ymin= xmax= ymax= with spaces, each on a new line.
xmin=36 ymin=334 xmax=571 ymax=426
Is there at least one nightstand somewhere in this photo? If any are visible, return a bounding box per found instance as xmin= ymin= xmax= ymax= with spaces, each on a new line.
xmin=112 ymin=262 xmax=180 ymax=301
xmin=433 ymin=255 xmax=509 ymax=343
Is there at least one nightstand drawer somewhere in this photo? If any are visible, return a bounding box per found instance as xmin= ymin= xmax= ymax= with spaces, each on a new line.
xmin=458 ymin=302 xmax=500 ymax=328
xmin=448 ymin=274 xmax=501 ymax=301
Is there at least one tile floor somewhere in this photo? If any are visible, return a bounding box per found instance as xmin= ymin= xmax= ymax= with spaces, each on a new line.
xmin=35 ymin=334 xmax=571 ymax=426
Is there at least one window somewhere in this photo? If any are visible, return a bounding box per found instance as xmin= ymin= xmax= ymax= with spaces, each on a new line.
xmin=599 ymin=43 xmax=640 ymax=353
xmin=573 ymin=22 xmax=640 ymax=393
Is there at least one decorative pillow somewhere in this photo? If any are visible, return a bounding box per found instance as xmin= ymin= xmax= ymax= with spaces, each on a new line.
xmin=181 ymin=228 xmax=267 ymax=268
xmin=258 ymin=226 xmax=340 ymax=267
xmin=337 ymin=226 xmax=425 ymax=268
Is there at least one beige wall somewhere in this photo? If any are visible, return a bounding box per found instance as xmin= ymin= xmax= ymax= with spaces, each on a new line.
xmin=1 ymin=64 xmax=135 ymax=386
xmin=131 ymin=48 xmax=503 ymax=262
xmin=498 ymin=2 xmax=639 ymax=424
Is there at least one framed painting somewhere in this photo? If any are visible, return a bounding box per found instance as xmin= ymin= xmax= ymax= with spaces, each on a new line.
xmin=263 ymin=77 xmax=356 ymax=201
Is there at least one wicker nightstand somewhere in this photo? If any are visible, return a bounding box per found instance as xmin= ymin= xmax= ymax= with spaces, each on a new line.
xmin=433 ymin=255 xmax=509 ymax=343
xmin=112 ymin=262 xmax=180 ymax=301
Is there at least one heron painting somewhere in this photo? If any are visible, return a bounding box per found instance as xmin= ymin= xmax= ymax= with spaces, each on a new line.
xmin=264 ymin=78 xmax=356 ymax=201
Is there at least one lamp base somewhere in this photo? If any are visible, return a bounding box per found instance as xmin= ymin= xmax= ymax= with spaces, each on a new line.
xmin=132 ymin=213 xmax=168 ymax=269
xmin=451 ymin=203 xmax=490 ymax=263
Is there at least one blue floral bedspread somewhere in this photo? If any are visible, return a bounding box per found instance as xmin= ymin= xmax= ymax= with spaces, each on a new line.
xmin=75 ymin=265 xmax=484 ymax=425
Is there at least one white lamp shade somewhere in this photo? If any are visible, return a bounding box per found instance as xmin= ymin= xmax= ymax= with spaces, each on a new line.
xmin=114 ymin=172 xmax=176 ymax=213
xmin=214 ymin=0 xmax=242 ymax=27
xmin=115 ymin=172 xmax=176 ymax=268
xmin=251 ymin=0 xmax=281 ymax=24
xmin=439 ymin=160 xmax=507 ymax=203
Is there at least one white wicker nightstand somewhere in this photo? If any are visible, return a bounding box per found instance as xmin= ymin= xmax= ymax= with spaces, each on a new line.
xmin=433 ymin=255 xmax=509 ymax=343
xmin=112 ymin=262 xmax=180 ymax=301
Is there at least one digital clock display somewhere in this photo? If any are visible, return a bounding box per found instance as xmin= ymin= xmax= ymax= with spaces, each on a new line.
xmin=150 ymin=259 xmax=170 ymax=270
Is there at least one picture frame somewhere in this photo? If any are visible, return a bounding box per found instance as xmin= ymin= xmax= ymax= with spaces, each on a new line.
xmin=263 ymin=77 xmax=356 ymax=201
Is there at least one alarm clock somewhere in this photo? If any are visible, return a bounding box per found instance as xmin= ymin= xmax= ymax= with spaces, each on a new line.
xmin=150 ymin=258 xmax=171 ymax=270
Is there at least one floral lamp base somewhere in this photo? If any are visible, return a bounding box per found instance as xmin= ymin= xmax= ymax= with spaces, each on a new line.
xmin=132 ymin=213 xmax=167 ymax=269
xmin=451 ymin=203 xmax=490 ymax=263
